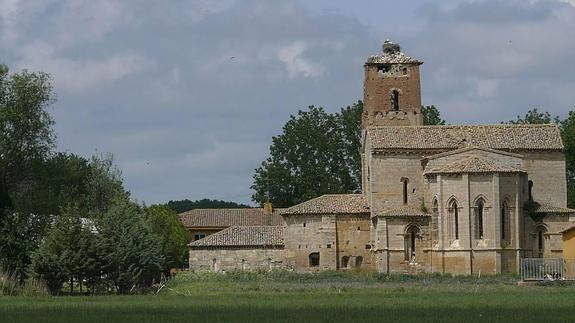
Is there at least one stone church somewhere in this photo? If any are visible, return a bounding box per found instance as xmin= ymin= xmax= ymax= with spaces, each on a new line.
xmin=185 ymin=41 xmax=574 ymax=275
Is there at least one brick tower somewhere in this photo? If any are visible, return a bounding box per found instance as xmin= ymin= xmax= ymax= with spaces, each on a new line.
xmin=362 ymin=40 xmax=423 ymax=127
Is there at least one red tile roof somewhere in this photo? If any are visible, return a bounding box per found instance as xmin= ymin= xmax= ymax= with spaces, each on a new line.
xmin=189 ymin=226 xmax=284 ymax=248
xmin=281 ymin=194 xmax=369 ymax=215
xmin=179 ymin=208 xmax=284 ymax=228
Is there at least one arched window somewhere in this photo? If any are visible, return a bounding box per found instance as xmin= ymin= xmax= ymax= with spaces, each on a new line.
xmin=355 ymin=256 xmax=363 ymax=268
xmin=432 ymin=198 xmax=438 ymax=214
xmin=528 ymin=180 xmax=534 ymax=201
xmin=401 ymin=178 xmax=409 ymax=205
xmin=405 ymin=226 xmax=418 ymax=261
xmin=309 ymin=252 xmax=320 ymax=267
xmin=391 ymin=90 xmax=400 ymax=111
xmin=341 ymin=256 xmax=349 ymax=268
xmin=537 ymin=229 xmax=544 ymax=258
xmin=449 ymin=200 xmax=459 ymax=240
xmin=475 ymin=200 xmax=485 ymax=240
xmin=501 ymin=202 xmax=510 ymax=242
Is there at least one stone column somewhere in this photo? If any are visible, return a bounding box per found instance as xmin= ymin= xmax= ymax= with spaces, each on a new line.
xmin=463 ymin=174 xmax=473 ymax=275
xmin=437 ymin=174 xmax=444 ymax=249
xmin=493 ymin=173 xmax=501 ymax=274
xmin=514 ymin=173 xmax=522 ymax=273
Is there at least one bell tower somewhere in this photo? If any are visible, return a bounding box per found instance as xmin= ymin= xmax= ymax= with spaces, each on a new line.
xmin=362 ymin=40 xmax=423 ymax=127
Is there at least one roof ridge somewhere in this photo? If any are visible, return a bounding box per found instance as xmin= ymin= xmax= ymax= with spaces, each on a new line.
xmin=367 ymin=123 xmax=558 ymax=130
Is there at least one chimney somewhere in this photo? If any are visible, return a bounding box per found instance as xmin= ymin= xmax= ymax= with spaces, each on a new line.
xmin=263 ymin=202 xmax=273 ymax=215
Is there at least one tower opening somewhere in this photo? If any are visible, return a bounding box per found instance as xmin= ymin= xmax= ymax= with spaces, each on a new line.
xmin=391 ymin=90 xmax=400 ymax=111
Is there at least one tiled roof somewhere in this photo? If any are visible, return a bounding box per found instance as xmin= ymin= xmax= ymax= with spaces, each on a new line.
xmin=378 ymin=205 xmax=430 ymax=217
xmin=366 ymin=52 xmax=423 ymax=65
xmin=367 ymin=124 xmax=563 ymax=151
xmin=424 ymin=156 xmax=525 ymax=175
xmin=534 ymin=203 xmax=575 ymax=214
xmin=281 ymin=194 xmax=369 ymax=215
xmin=560 ymin=224 xmax=575 ymax=233
xmin=189 ymin=226 xmax=284 ymax=248
xmin=179 ymin=208 xmax=284 ymax=228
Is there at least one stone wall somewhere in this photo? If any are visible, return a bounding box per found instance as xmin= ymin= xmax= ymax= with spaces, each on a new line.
xmin=362 ymin=64 xmax=423 ymax=127
xmin=283 ymin=214 xmax=337 ymax=272
xmin=369 ymin=152 xmax=426 ymax=214
xmin=189 ymin=248 xmax=293 ymax=272
xmin=335 ymin=215 xmax=373 ymax=270
xmin=283 ymin=213 xmax=372 ymax=272
xmin=522 ymin=151 xmax=567 ymax=207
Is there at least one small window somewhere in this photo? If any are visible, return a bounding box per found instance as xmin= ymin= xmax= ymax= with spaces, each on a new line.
xmin=326 ymin=244 xmax=332 ymax=249
xmin=501 ymin=202 xmax=510 ymax=242
xmin=365 ymin=244 xmax=371 ymax=250
xmin=391 ymin=90 xmax=400 ymax=111
xmin=341 ymin=256 xmax=349 ymax=268
xmin=401 ymin=178 xmax=409 ymax=205
xmin=475 ymin=200 xmax=484 ymax=240
xmin=528 ymin=180 xmax=534 ymax=201
xmin=303 ymin=223 xmax=306 ymax=227
xmin=309 ymin=252 xmax=320 ymax=267
xmin=357 ymin=226 xmax=361 ymax=231
xmin=449 ymin=200 xmax=459 ymax=240
xmin=356 ymin=256 xmax=363 ymax=268
xmin=194 ymin=233 xmax=206 ymax=241
xmin=402 ymin=67 xmax=408 ymax=75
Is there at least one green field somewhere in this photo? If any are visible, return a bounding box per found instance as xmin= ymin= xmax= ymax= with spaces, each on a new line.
xmin=2 ymin=272 xmax=575 ymax=323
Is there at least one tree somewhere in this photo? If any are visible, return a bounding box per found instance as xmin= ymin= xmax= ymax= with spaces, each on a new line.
xmin=422 ymin=105 xmax=446 ymax=125
xmin=252 ymin=103 xmax=362 ymax=207
xmin=337 ymin=101 xmax=363 ymax=190
xmin=166 ymin=199 xmax=250 ymax=213
xmin=97 ymin=197 xmax=163 ymax=294
xmin=30 ymin=206 xmax=85 ymax=295
xmin=85 ymin=154 xmax=127 ymax=219
xmin=508 ymin=108 xmax=560 ymax=124
xmin=561 ymin=110 xmax=575 ymax=208
xmin=145 ymin=205 xmax=190 ymax=272
xmin=0 ymin=65 xmax=56 ymax=281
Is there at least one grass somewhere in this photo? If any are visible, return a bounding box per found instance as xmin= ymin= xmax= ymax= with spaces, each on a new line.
xmin=2 ymin=271 xmax=575 ymax=322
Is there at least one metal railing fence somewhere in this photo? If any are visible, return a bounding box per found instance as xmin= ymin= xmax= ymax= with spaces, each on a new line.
xmin=521 ymin=258 xmax=575 ymax=281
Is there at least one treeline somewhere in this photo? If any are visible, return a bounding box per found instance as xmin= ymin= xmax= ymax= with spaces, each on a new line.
xmin=0 ymin=65 xmax=189 ymax=295
xmin=166 ymin=198 xmax=251 ymax=213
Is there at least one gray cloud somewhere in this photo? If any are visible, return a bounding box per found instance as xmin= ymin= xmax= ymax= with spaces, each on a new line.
xmin=1 ymin=0 xmax=574 ymax=205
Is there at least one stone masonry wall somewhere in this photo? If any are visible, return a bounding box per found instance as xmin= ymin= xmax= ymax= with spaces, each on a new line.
xmin=362 ymin=64 xmax=423 ymax=127
xmin=189 ymin=248 xmax=293 ymax=272
xmin=283 ymin=214 xmax=337 ymax=272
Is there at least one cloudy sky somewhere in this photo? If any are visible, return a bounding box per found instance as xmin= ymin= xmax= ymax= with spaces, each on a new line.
xmin=1 ymin=0 xmax=574 ymax=205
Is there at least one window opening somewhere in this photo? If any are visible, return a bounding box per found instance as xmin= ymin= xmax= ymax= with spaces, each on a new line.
xmin=341 ymin=256 xmax=349 ymax=268
xmin=309 ymin=253 xmax=320 ymax=267
xmin=477 ymin=201 xmax=484 ymax=239
xmin=356 ymin=256 xmax=363 ymax=268
xmin=391 ymin=90 xmax=400 ymax=111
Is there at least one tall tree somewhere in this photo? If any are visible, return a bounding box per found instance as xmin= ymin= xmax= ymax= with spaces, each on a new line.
xmin=145 ymin=205 xmax=190 ymax=272
xmin=97 ymin=197 xmax=164 ymax=294
xmin=251 ymin=103 xmax=362 ymax=207
xmin=30 ymin=206 xmax=85 ymax=295
xmin=561 ymin=110 xmax=575 ymax=208
xmin=422 ymin=105 xmax=446 ymax=125
xmin=0 ymin=65 xmax=56 ymax=281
